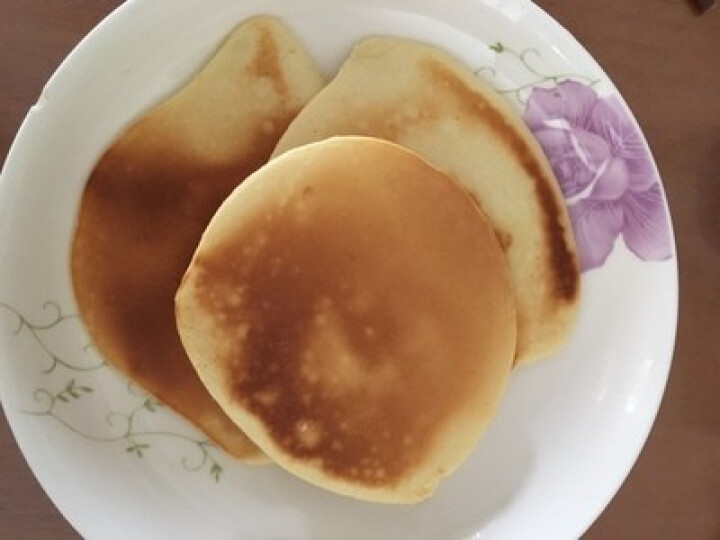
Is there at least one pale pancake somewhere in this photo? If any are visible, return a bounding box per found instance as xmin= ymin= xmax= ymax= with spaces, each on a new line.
xmin=71 ymin=17 xmax=324 ymax=461
xmin=273 ymin=37 xmax=580 ymax=364
xmin=176 ymin=136 xmax=516 ymax=503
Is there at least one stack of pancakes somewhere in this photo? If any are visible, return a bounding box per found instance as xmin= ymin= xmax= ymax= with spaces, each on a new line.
xmin=71 ymin=17 xmax=580 ymax=503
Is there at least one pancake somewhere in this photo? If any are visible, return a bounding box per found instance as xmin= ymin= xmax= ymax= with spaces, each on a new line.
xmin=71 ymin=16 xmax=324 ymax=461
xmin=176 ymin=136 xmax=517 ymax=503
xmin=272 ymin=36 xmax=580 ymax=364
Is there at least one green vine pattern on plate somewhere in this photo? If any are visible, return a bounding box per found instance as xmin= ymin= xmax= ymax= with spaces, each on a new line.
xmin=0 ymin=301 xmax=224 ymax=482
xmin=477 ymin=41 xmax=600 ymax=104
xmin=0 ymin=301 xmax=104 ymax=373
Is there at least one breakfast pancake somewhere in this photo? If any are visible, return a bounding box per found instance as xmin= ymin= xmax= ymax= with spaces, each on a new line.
xmin=176 ymin=136 xmax=517 ymax=503
xmin=272 ymin=36 xmax=580 ymax=364
xmin=71 ymin=16 xmax=324 ymax=461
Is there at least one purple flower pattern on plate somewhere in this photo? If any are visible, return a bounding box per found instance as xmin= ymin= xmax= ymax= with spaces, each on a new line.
xmin=524 ymin=80 xmax=673 ymax=271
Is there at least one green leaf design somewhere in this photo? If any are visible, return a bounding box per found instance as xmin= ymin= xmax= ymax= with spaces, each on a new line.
xmin=66 ymin=379 xmax=80 ymax=398
xmin=489 ymin=41 xmax=504 ymax=53
xmin=210 ymin=463 xmax=223 ymax=482
xmin=143 ymin=398 xmax=157 ymax=412
xmin=48 ymin=379 xmax=95 ymax=403
xmin=127 ymin=442 xmax=151 ymax=457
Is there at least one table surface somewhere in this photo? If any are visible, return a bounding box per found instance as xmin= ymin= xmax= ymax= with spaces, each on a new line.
xmin=1 ymin=1 xmax=718 ymax=538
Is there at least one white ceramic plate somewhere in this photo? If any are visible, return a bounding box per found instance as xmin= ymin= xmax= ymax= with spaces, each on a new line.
xmin=0 ymin=1 xmax=677 ymax=538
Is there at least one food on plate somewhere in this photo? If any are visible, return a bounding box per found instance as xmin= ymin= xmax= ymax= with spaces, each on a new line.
xmin=273 ymin=36 xmax=580 ymax=364
xmin=71 ymin=16 xmax=324 ymax=461
xmin=176 ymin=137 xmax=517 ymax=503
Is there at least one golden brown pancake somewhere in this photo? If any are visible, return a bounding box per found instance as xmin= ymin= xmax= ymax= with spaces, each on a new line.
xmin=71 ymin=16 xmax=324 ymax=461
xmin=176 ymin=136 xmax=517 ymax=503
xmin=273 ymin=36 xmax=580 ymax=364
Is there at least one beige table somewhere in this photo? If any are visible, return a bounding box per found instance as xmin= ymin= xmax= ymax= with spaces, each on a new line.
xmin=1 ymin=1 xmax=718 ymax=538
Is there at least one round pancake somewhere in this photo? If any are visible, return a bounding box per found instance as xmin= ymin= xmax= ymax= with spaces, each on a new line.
xmin=176 ymin=136 xmax=517 ymax=503
xmin=71 ymin=16 xmax=325 ymax=462
xmin=272 ymin=36 xmax=581 ymax=364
